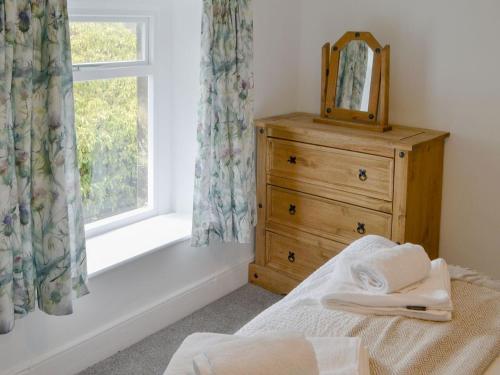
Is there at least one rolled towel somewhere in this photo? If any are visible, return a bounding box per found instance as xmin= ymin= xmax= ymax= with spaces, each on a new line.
xmin=348 ymin=243 xmax=431 ymax=293
xmin=164 ymin=332 xmax=370 ymax=375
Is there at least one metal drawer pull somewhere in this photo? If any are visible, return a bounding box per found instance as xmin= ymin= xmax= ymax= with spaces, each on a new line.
xmin=288 ymin=204 xmax=296 ymax=215
xmin=358 ymin=168 xmax=367 ymax=181
xmin=288 ymin=251 xmax=295 ymax=263
xmin=357 ymin=222 xmax=366 ymax=234
xmin=287 ymin=156 xmax=297 ymax=164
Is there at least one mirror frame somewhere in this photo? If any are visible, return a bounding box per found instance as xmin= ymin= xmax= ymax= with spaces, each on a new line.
xmin=324 ymin=32 xmax=383 ymax=124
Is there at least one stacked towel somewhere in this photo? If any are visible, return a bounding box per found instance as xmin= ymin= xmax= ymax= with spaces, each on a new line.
xmin=164 ymin=332 xmax=370 ymax=375
xmin=319 ymin=236 xmax=453 ymax=321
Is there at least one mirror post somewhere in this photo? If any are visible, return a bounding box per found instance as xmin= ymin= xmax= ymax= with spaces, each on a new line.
xmin=379 ymin=45 xmax=391 ymax=129
xmin=321 ymin=43 xmax=331 ymax=117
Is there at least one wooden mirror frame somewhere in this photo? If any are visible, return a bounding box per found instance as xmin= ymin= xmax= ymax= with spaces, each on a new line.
xmin=315 ymin=31 xmax=391 ymax=132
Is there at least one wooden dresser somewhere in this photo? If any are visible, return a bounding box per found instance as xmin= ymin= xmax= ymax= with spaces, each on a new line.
xmin=249 ymin=113 xmax=450 ymax=294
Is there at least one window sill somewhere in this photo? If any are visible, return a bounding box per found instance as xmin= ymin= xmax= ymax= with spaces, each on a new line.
xmin=86 ymin=213 xmax=192 ymax=278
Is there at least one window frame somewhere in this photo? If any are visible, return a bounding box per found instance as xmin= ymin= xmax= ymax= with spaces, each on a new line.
xmin=69 ymin=13 xmax=157 ymax=239
xmin=70 ymin=14 xmax=151 ymax=69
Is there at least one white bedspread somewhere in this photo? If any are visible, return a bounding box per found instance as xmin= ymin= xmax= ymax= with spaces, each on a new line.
xmin=237 ymin=237 xmax=500 ymax=375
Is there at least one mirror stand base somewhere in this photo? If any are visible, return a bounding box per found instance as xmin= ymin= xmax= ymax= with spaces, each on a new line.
xmin=313 ymin=116 xmax=392 ymax=132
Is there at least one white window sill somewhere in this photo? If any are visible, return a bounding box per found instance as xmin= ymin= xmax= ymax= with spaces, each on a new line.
xmin=86 ymin=213 xmax=192 ymax=278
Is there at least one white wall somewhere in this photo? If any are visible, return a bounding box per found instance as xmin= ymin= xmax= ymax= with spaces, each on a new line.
xmin=294 ymin=0 xmax=500 ymax=278
xmin=253 ymin=0 xmax=301 ymax=117
xmin=0 ymin=240 xmax=253 ymax=375
xmin=0 ymin=1 xmax=300 ymax=374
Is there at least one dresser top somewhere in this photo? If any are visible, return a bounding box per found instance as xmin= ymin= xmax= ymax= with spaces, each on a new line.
xmin=256 ymin=113 xmax=449 ymax=154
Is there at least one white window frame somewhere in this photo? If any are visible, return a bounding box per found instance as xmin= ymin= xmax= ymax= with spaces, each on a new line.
xmin=69 ymin=12 xmax=157 ymax=239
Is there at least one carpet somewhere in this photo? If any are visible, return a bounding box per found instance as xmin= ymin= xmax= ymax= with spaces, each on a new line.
xmin=79 ymin=284 xmax=281 ymax=375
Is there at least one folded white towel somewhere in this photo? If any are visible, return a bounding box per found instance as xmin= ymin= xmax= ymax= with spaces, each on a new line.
xmin=347 ymin=243 xmax=431 ymax=293
xmin=192 ymin=334 xmax=318 ymax=375
xmin=164 ymin=332 xmax=370 ymax=375
xmin=321 ymin=258 xmax=453 ymax=322
xmin=308 ymin=337 xmax=370 ymax=375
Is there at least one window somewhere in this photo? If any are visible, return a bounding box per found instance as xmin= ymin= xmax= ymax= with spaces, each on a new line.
xmin=70 ymin=15 xmax=154 ymax=236
xmin=71 ymin=20 xmax=147 ymax=66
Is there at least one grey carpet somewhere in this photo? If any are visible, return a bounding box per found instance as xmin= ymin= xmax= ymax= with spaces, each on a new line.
xmin=79 ymin=284 xmax=281 ymax=375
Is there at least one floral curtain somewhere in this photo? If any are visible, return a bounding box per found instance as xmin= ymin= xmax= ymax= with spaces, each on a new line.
xmin=192 ymin=0 xmax=256 ymax=247
xmin=0 ymin=0 xmax=88 ymax=334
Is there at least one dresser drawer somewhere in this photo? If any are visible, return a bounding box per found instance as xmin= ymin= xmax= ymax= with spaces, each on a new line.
xmin=267 ymin=138 xmax=394 ymax=201
xmin=266 ymin=231 xmax=344 ymax=280
xmin=267 ymin=186 xmax=392 ymax=244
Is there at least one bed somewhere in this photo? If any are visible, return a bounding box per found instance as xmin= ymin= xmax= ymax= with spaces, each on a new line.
xmin=237 ymin=240 xmax=500 ymax=375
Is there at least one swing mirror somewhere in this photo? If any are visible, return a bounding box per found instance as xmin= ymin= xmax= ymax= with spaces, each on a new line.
xmin=318 ymin=31 xmax=391 ymax=131
xmin=335 ymin=40 xmax=374 ymax=112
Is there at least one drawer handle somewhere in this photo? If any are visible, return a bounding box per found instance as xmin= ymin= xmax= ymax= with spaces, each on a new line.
xmin=358 ymin=169 xmax=368 ymax=181
xmin=357 ymin=222 xmax=366 ymax=235
xmin=287 ymin=156 xmax=297 ymax=164
xmin=288 ymin=204 xmax=296 ymax=215
xmin=288 ymin=251 xmax=295 ymax=263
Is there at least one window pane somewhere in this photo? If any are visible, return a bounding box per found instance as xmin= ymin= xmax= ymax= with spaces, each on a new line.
xmin=74 ymin=77 xmax=149 ymax=223
xmin=70 ymin=21 xmax=145 ymax=64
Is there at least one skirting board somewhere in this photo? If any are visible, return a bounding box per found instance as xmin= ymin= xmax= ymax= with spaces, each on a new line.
xmin=9 ymin=256 xmax=254 ymax=375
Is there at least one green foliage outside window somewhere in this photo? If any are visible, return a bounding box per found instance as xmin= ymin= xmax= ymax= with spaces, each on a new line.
xmin=71 ymin=22 xmax=148 ymax=224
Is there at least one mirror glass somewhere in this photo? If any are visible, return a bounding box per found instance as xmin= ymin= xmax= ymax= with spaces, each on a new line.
xmin=335 ymin=40 xmax=374 ymax=112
